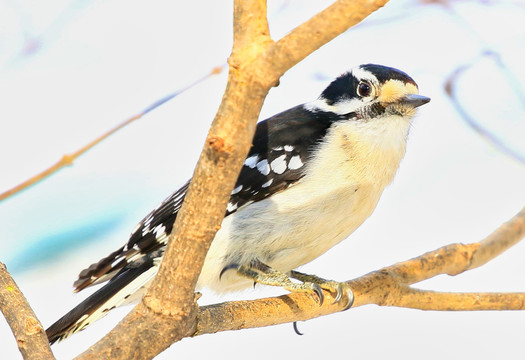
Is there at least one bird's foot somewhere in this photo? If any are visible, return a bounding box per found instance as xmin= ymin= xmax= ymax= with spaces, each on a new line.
xmin=221 ymin=259 xmax=324 ymax=304
xmin=290 ymin=270 xmax=354 ymax=309
xmin=220 ymin=260 xmax=353 ymax=308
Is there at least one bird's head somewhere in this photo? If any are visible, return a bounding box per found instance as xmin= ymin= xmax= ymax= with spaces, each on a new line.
xmin=310 ymin=64 xmax=430 ymax=121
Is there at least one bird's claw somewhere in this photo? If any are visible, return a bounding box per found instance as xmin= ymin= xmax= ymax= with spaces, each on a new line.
xmin=326 ymin=281 xmax=353 ymax=309
xmin=342 ymin=284 xmax=355 ymax=311
xmin=293 ymin=321 xmax=304 ymax=336
xmin=219 ymin=263 xmax=240 ymax=280
xmin=332 ymin=282 xmax=344 ymax=303
xmin=220 ymin=261 xmax=353 ymax=310
xmin=311 ymin=283 xmax=324 ymax=306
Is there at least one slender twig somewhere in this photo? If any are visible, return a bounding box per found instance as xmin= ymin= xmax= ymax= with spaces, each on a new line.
xmin=445 ymin=54 xmax=525 ymax=165
xmin=0 ymin=65 xmax=225 ymax=203
xmin=0 ymin=263 xmax=55 ymax=360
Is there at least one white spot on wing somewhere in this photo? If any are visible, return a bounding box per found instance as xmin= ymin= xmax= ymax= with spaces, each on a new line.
xmin=171 ymin=191 xmax=185 ymax=202
xmin=142 ymin=215 xmax=154 ymax=235
xmin=288 ymin=155 xmax=304 ymax=170
xmin=153 ymin=225 xmax=166 ymax=240
xmin=284 ymin=145 xmax=294 ymax=152
xmin=256 ymin=159 xmax=270 ymax=176
xmin=261 ymin=179 xmax=273 ymax=188
xmin=231 ymin=185 xmax=242 ymax=195
xmin=270 ymin=155 xmax=287 ymax=174
xmin=244 ymin=155 xmax=258 ymax=168
xmin=227 ymin=202 xmax=238 ymax=212
xmin=273 ymin=146 xmax=283 ymax=151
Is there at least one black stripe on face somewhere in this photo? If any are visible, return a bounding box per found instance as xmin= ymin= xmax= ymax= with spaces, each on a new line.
xmin=350 ymin=102 xmax=386 ymax=122
xmin=360 ymin=64 xmax=417 ymax=88
xmin=366 ymin=102 xmax=386 ymax=118
xmin=320 ymin=73 xmax=359 ymax=106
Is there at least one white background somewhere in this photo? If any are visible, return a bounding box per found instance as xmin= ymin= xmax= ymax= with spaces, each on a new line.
xmin=1 ymin=0 xmax=525 ymax=359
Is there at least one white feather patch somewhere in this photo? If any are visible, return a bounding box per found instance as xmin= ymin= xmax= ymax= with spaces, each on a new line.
xmin=270 ymin=155 xmax=287 ymax=174
xmin=244 ymin=155 xmax=258 ymax=168
xmin=256 ymin=159 xmax=270 ymax=176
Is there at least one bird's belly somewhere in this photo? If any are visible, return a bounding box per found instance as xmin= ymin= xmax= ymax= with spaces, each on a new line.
xmin=196 ymin=181 xmax=383 ymax=293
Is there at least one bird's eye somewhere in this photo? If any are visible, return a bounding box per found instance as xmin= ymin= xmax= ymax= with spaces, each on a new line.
xmin=357 ymin=82 xmax=372 ymax=97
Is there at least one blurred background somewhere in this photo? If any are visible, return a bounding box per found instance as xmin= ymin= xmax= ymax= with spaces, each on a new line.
xmin=1 ymin=0 xmax=524 ymax=358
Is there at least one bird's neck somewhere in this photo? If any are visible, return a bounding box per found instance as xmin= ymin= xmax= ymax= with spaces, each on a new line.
xmin=306 ymin=116 xmax=411 ymax=189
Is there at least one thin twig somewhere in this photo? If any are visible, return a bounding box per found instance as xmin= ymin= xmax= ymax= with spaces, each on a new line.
xmin=0 ymin=65 xmax=225 ymax=203
xmin=444 ymin=55 xmax=525 ymax=165
xmin=0 ymin=263 xmax=55 ymax=360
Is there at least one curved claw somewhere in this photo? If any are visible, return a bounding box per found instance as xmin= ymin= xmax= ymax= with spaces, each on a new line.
xmin=343 ymin=287 xmax=355 ymax=311
xmin=293 ymin=321 xmax=304 ymax=336
xmin=219 ymin=263 xmax=240 ymax=280
xmin=312 ymin=283 xmax=324 ymax=306
xmin=331 ymin=283 xmax=344 ymax=304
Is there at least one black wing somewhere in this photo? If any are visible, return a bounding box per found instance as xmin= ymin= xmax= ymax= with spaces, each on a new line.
xmin=228 ymin=105 xmax=336 ymax=210
xmin=73 ymin=104 xmax=336 ymax=291
xmin=47 ymin=104 xmax=339 ymax=343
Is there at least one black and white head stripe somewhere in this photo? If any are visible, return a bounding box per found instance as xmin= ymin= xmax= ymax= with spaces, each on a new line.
xmin=358 ymin=64 xmax=417 ymax=86
xmin=307 ymin=64 xmax=419 ymax=116
xmin=323 ymin=65 xmax=415 ymax=103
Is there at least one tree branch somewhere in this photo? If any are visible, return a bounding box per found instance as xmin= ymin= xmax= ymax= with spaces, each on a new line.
xmin=384 ymin=288 xmax=525 ymax=311
xmin=195 ymin=206 xmax=525 ymax=335
xmin=0 ymin=263 xmax=55 ymax=360
xmin=444 ymin=51 xmax=525 ymax=165
xmin=268 ymin=0 xmax=389 ymax=74
xmin=75 ymin=0 xmax=391 ymax=358
xmin=0 ymin=65 xmax=225 ymax=203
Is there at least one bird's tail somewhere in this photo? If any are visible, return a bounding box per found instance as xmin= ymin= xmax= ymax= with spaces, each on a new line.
xmin=46 ymin=252 xmax=160 ymax=344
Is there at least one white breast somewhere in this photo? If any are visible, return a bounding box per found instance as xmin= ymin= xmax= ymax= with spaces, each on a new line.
xmin=197 ymin=115 xmax=411 ymax=293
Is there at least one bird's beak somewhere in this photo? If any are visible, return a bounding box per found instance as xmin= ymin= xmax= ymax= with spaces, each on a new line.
xmin=401 ymin=94 xmax=431 ymax=108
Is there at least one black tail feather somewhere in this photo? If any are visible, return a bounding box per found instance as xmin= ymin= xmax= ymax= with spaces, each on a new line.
xmin=46 ymin=250 xmax=161 ymax=344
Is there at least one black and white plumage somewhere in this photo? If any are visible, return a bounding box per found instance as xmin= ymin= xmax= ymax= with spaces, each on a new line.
xmin=46 ymin=64 xmax=430 ymax=343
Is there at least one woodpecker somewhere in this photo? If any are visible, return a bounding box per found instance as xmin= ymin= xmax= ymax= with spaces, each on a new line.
xmin=46 ymin=64 xmax=430 ymax=343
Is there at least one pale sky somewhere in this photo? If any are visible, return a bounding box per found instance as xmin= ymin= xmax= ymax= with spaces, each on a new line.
xmin=1 ymin=1 xmax=525 ymax=359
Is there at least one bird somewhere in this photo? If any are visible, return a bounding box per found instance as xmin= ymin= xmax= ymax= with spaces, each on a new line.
xmin=46 ymin=64 xmax=430 ymax=344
